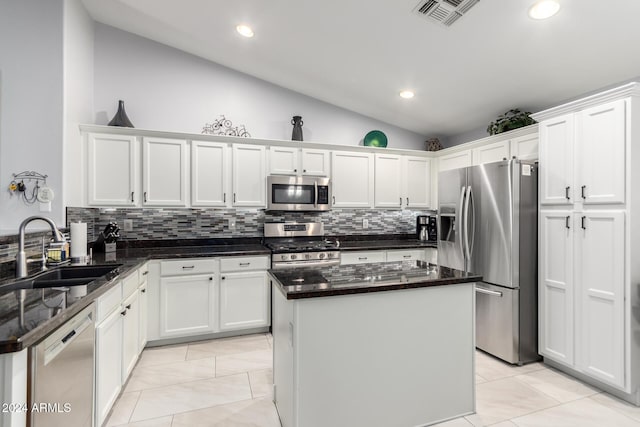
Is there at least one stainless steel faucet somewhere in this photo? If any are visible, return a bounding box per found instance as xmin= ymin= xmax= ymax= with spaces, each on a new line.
xmin=15 ymin=216 xmax=65 ymax=278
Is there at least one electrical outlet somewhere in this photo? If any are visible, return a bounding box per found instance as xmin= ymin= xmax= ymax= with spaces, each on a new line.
xmin=123 ymin=219 xmax=133 ymax=231
xmin=362 ymin=218 xmax=369 ymax=229
xmin=228 ymin=218 xmax=237 ymax=231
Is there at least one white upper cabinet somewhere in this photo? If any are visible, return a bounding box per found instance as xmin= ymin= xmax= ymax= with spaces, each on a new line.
xmin=88 ymin=133 xmax=138 ymax=206
xmin=142 ymin=137 xmax=187 ymax=206
xmin=269 ymin=147 xmax=330 ymax=177
xmin=403 ymin=156 xmax=431 ymax=209
xmin=331 ymin=151 xmax=374 ymax=208
xmin=576 ymin=100 xmax=626 ymax=205
xmin=374 ymin=154 xmax=403 ymax=208
xmin=232 ymin=144 xmax=266 ymax=207
xmin=472 ymin=140 xmax=510 ymax=166
xmin=374 ymin=154 xmax=431 ymax=209
xmin=539 ymin=114 xmax=575 ymax=206
xmin=301 ymin=148 xmax=330 ymax=176
xmin=191 ymin=141 xmax=229 ymax=207
xmin=269 ymin=146 xmax=299 ymax=175
xmin=510 ymin=133 xmax=539 ymax=161
xmin=438 ymin=150 xmax=472 ymax=172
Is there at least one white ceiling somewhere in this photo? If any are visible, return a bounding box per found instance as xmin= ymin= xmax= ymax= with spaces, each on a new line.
xmin=81 ymin=0 xmax=640 ymax=137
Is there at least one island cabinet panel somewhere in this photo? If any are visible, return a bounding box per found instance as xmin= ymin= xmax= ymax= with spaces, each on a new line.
xmin=272 ymin=283 xmax=475 ymax=427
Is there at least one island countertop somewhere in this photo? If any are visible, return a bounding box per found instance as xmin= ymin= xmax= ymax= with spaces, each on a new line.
xmin=269 ymin=260 xmax=481 ymax=300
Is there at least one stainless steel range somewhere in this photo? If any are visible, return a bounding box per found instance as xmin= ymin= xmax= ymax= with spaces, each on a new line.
xmin=264 ymin=222 xmax=340 ymax=270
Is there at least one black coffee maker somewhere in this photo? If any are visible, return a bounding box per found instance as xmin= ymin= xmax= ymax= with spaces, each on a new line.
xmin=416 ymin=215 xmax=437 ymax=242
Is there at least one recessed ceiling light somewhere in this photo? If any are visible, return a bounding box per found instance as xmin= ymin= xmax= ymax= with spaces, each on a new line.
xmin=528 ymin=0 xmax=560 ymax=20
xmin=236 ymin=24 xmax=254 ymax=38
xmin=399 ymin=90 xmax=415 ymax=99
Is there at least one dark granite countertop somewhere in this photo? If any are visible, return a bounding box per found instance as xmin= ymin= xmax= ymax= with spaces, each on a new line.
xmin=0 ymin=241 xmax=270 ymax=353
xmin=270 ymin=261 xmax=480 ymax=300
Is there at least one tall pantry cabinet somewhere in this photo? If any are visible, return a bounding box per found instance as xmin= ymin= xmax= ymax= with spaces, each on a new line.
xmin=533 ymin=82 xmax=640 ymax=404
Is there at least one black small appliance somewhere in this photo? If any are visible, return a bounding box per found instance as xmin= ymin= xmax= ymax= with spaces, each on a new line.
xmin=416 ymin=215 xmax=437 ymax=242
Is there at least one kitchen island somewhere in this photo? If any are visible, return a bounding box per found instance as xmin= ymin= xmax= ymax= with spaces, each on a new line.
xmin=270 ymin=261 xmax=481 ymax=427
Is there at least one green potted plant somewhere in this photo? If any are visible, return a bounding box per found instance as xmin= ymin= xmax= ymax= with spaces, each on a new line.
xmin=487 ymin=109 xmax=537 ymax=135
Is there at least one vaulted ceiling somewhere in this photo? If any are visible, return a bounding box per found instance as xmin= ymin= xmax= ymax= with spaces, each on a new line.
xmin=82 ymin=0 xmax=640 ymax=137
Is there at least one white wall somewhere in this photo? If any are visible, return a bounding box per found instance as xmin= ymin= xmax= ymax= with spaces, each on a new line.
xmin=0 ymin=0 xmax=64 ymax=234
xmin=63 ymin=0 xmax=94 ymax=208
xmin=93 ymin=24 xmax=427 ymax=150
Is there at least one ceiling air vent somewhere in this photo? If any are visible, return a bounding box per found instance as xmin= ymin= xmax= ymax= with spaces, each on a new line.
xmin=413 ymin=0 xmax=479 ymax=27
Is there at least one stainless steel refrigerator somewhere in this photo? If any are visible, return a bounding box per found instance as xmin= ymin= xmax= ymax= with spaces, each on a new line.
xmin=438 ymin=159 xmax=539 ymax=365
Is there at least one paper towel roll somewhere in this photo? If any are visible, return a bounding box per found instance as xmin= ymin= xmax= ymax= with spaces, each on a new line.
xmin=70 ymin=222 xmax=87 ymax=259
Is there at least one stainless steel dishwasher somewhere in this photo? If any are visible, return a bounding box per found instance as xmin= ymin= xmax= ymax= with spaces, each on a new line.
xmin=28 ymin=303 xmax=95 ymax=427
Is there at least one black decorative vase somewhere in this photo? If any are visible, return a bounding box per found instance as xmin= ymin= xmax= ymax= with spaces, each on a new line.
xmin=108 ymin=100 xmax=134 ymax=127
xmin=291 ymin=116 xmax=303 ymax=141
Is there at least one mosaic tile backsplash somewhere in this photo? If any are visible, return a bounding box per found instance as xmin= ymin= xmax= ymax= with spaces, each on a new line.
xmin=66 ymin=207 xmax=433 ymax=242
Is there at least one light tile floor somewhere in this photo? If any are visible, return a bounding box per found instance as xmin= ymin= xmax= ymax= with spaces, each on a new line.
xmin=105 ymin=334 xmax=640 ymax=426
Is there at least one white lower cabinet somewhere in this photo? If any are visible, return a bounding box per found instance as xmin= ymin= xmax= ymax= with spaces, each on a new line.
xmin=121 ymin=289 xmax=140 ymax=382
xmin=540 ymin=210 xmax=626 ymax=389
xmin=138 ymin=265 xmax=149 ymax=352
xmin=95 ymin=306 xmax=123 ymax=427
xmin=160 ymin=274 xmax=217 ymax=338
xmin=220 ymin=271 xmax=270 ymax=331
xmin=341 ymin=248 xmax=436 ymax=265
xmin=386 ymin=249 xmax=424 ymax=262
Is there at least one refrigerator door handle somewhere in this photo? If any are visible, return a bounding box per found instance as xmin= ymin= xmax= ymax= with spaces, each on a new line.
xmin=458 ymin=186 xmax=466 ymax=257
xmin=463 ymin=186 xmax=475 ymax=260
xmin=475 ymin=286 xmax=503 ymax=297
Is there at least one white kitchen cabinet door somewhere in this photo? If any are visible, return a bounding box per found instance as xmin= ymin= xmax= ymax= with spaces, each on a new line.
xmin=472 ymin=140 xmax=510 ymax=166
xmin=269 ymin=146 xmax=299 ymax=175
xmin=374 ymin=154 xmax=403 ymax=208
xmin=575 ymin=211 xmax=625 ymax=388
xmin=87 ymin=133 xmax=138 ymax=206
xmin=142 ymin=137 xmax=187 ymax=206
xmin=331 ymin=151 xmax=374 ymax=208
xmin=577 ymin=100 xmax=626 ymax=205
xmin=301 ymin=149 xmax=330 ymax=176
xmin=232 ymin=144 xmax=266 ymax=207
xmin=121 ymin=290 xmax=140 ymax=382
xmin=138 ymin=281 xmax=148 ymax=352
xmin=219 ymin=271 xmax=270 ymax=331
xmin=191 ymin=141 xmax=229 ymax=207
xmin=539 ymin=210 xmax=574 ymax=366
xmin=539 ymin=114 xmax=574 ymax=205
xmin=403 ymin=156 xmax=431 ymax=209
xmin=95 ymin=308 xmax=123 ymax=427
xmin=438 ymin=150 xmax=472 ymax=171
xmin=159 ymin=274 xmax=217 ymax=337
xmin=510 ymin=133 xmax=539 ymax=161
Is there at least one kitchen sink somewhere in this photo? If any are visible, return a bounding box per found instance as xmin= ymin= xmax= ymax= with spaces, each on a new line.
xmin=31 ymin=265 xmax=122 ymax=288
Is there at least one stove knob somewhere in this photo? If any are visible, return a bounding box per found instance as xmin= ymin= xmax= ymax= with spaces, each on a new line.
xmin=291 ymin=254 xmax=297 ymax=260
xmin=327 ymin=252 xmax=334 ymax=258
xmin=319 ymin=253 xmax=326 ymax=259
xmin=280 ymin=254 xmax=288 ymax=261
xmin=305 ymin=254 xmax=311 ymax=259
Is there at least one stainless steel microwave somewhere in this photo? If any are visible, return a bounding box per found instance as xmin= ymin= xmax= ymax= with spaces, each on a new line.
xmin=267 ymin=176 xmax=331 ymax=211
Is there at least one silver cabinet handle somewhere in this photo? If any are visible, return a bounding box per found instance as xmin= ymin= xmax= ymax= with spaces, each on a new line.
xmin=403 ymin=255 xmax=412 ymax=258
xmin=239 ymin=262 xmax=251 ymax=266
xmin=406 ymin=197 xmax=409 ymax=206
xmin=223 ymin=193 xmax=226 ymax=203
xmin=565 ymin=216 xmax=570 ymax=229
xmin=120 ymin=310 xmax=127 ymax=316
xmin=182 ymin=265 xmax=195 ymax=269
xmin=475 ymin=287 xmax=503 ymax=297
xmin=565 ymin=186 xmax=570 ymax=200
xmin=142 ymin=271 xmax=149 ymax=275
xmin=358 ymin=257 xmax=368 ymax=260
xmin=400 ymin=197 xmax=402 ymax=206
xmin=581 ymin=215 xmax=586 ymax=230
xmin=143 ymin=192 xmax=148 ymax=203
xmin=131 ymin=191 xmax=134 ymax=203
xmin=581 ymin=185 xmax=586 ymax=199
xmin=233 ymin=193 xmax=236 ymax=203
xmin=125 ymin=304 xmax=131 ymax=310
xmin=332 ymin=196 xmax=336 ymax=205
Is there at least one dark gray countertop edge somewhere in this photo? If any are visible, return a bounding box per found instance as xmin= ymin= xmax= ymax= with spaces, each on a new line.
xmin=270 ymin=272 xmax=482 ymax=300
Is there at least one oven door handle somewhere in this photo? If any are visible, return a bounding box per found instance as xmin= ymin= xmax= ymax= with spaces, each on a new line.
xmin=314 ymin=181 xmax=318 ymax=208
xmin=272 ymin=259 xmax=340 ymax=270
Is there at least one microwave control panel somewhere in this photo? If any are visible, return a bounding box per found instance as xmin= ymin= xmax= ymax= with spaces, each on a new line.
xmin=317 ymin=186 xmax=329 ymax=204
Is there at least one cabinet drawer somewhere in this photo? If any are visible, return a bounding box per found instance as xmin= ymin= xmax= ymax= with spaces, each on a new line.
xmin=122 ymin=271 xmax=140 ymax=298
xmin=96 ymin=282 xmax=122 ymax=323
xmin=386 ymin=249 xmax=424 ymax=262
xmin=160 ymin=258 xmax=216 ymax=276
xmin=340 ymin=251 xmax=386 ymax=265
xmin=220 ymin=256 xmax=269 ymax=272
